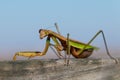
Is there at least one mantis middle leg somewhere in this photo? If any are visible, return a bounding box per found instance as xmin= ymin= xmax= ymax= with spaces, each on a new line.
xmin=51 ymin=36 xmax=64 ymax=58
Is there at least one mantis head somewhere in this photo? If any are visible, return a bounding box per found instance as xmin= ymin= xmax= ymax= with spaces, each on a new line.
xmin=39 ymin=29 xmax=48 ymax=39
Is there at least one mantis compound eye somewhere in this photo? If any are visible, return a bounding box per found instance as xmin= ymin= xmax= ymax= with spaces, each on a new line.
xmin=39 ymin=29 xmax=42 ymax=33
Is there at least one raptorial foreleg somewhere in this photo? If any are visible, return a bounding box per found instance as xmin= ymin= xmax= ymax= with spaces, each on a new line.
xmin=13 ymin=51 xmax=42 ymax=61
xmin=13 ymin=52 xmax=19 ymax=61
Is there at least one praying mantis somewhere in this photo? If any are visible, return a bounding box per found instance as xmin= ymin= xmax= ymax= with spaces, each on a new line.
xmin=13 ymin=23 xmax=118 ymax=63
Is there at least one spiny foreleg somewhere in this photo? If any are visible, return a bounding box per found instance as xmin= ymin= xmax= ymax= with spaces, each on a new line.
xmin=13 ymin=52 xmax=19 ymax=61
xmin=13 ymin=37 xmax=51 ymax=61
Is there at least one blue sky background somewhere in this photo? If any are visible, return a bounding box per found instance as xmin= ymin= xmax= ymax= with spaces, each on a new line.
xmin=0 ymin=0 xmax=120 ymax=60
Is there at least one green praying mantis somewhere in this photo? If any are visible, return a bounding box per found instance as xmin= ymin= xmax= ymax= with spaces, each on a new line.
xmin=13 ymin=23 xmax=118 ymax=64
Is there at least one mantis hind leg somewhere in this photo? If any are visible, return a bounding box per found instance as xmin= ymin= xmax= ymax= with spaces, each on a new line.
xmin=77 ymin=30 xmax=118 ymax=63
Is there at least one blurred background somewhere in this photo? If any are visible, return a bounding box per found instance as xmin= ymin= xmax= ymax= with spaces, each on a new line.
xmin=0 ymin=0 xmax=120 ymax=60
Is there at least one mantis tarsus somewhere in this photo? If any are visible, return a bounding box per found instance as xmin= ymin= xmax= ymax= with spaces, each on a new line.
xmin=13 ymin=23 xmax=118 ymax=64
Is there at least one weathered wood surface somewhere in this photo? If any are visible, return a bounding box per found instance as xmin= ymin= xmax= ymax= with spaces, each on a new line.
xmin=0 ymin=58 xmax=120 ymax=80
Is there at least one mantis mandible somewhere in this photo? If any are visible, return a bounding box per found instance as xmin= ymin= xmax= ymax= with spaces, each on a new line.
xmin=13 ymin=23 xmax=118 ymax=63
